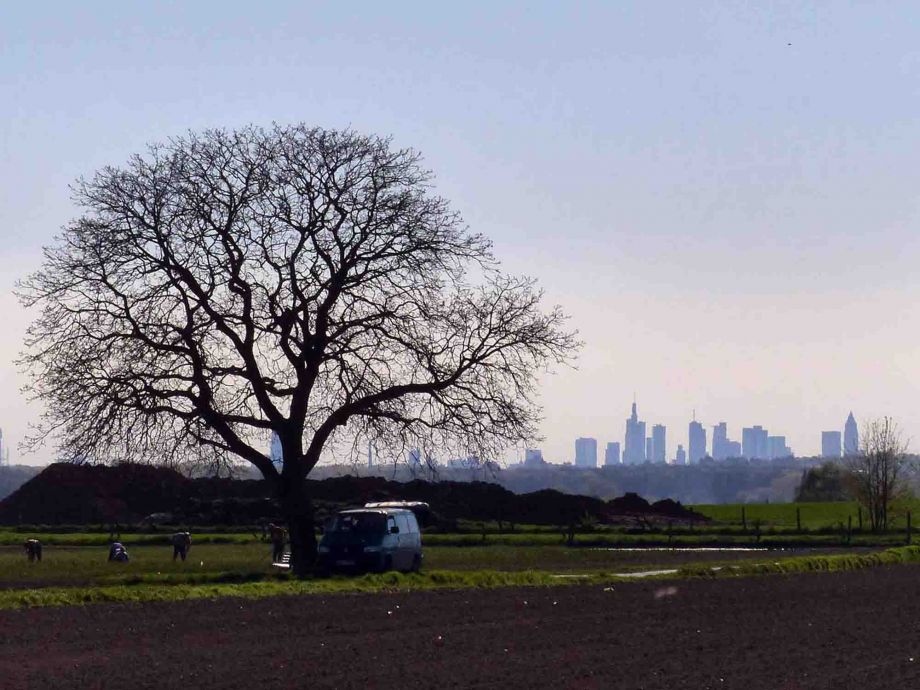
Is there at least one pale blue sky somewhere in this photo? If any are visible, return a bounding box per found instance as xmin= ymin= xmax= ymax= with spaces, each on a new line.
xmin=3 ymin=1 xmax=920 ymax=464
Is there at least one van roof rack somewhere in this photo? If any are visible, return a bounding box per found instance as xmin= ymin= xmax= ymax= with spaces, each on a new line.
xmin=364 ymin=501 xmax=430 ymax=510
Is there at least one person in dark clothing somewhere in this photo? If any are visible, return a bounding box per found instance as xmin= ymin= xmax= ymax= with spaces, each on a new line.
xmin=108 ymin=542 xmax=129 ymax=562
xmin=171 ymin=531 xmax=191 ymax=561
xmin=269 ymin=523 xmax=286 ymax=563
xmin=23 ymin=539 xmax=42 ymax=562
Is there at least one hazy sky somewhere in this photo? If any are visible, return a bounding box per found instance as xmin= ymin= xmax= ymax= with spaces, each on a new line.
xmin=3 ymin=1 xmax=920 ymax=466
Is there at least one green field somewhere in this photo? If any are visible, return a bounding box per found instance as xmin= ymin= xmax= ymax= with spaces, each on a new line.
xmin=0 ymin=542 xmax=787 ymax=588
xmin=1 ymin=498 xmax=918 ymax=610
xmin=693 ymin=499 xmax=920 ymax=531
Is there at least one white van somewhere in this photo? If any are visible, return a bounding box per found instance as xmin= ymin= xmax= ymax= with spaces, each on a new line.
xmin=317 ymin=507 xmax=422 ymax=573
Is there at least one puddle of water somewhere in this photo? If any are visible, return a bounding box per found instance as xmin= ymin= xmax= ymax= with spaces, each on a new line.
xmin=613 ymin=569 xmax=678 ymax=578
xmin=589 ymin=547 xmax=772 ymax=553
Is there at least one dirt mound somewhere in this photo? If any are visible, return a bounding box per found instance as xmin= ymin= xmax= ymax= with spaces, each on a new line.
xmin=650 ymin=498 xmax=707 ymax=521
xmin=608 ymin=492 xmax=651 ymax=513
xmin=0 ymin=464 xmax=689 ymax=527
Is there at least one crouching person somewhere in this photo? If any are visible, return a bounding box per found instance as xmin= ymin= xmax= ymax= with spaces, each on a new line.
xmin=171 ymin=531 xmax=192 ymax=561
xmin=108 ymin=541 xmax=129 ymax=562
xmin=269 ymin=523 xmax=286 ymax=563
xmin=23 ymin=539 xmax=42 ymax=562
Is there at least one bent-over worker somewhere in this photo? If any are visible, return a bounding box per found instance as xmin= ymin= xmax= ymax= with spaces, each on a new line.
xmin=23 ymin=539 xmax=42 ymax=562
xmin=171 ymin=531 xmax=192 ymax=561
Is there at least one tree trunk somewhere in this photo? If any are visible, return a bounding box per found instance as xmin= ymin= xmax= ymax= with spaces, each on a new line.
xmin=279 ymin=477 xmax=316 ymax=577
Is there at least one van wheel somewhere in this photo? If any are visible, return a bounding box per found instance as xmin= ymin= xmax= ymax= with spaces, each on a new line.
xmin=410 ymin=554 xmax=421 ymax=573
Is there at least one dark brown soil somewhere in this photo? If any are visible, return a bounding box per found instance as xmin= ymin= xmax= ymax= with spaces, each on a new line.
xmin=2 ymin=566 xmax=920 ymax=689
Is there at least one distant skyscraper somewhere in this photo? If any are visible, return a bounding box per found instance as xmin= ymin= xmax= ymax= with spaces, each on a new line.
xmin=604 ymin=442 xmax=621 ymax=466
xmin=524 ymin=448 xmax=545 ymax=466
xmin=712 ymin=422 xmax=741 ymax=460
xmin=821 ymin=431 xmax=842 ymax=459
xmin=624 ymin=402 xmax=647 ymax=464
xmin=688 ymin=420 xmax=707 ymax=464
xmin=651 ymin=424 xmax=666 ymax=463
xmin=844 ymin=412 xmax=859 ymax=455
xmin=726 ymin=440 xmax=742 ymax=458
xmin=712 ymin=422 xmax=729 ymax=460
xmin=767 ymin=436 xmax=790 ymax=460
xmin=742 ymin=426 xmax=769 ymax=459
xmin=675 ymin=444 xmax=687 ymax=465
xmin=575 ymin=437 xmax=598 ymax=468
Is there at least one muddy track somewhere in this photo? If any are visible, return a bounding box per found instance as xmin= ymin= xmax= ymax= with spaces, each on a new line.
xmin=1 ymin=565 xmax=920 ymax=689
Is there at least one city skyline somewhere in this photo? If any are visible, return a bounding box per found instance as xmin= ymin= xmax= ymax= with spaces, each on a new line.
xmin=549 ymin=405 xmax=858 ymax=467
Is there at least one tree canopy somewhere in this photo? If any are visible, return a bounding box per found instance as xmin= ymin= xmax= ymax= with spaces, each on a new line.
xmin=19 ymin=125 xmax=578 ymax=569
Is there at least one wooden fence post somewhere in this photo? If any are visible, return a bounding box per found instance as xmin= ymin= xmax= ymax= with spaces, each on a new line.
xmin=858 ymin=507 xmax=863 ymax=532
xmin=741 ymin=506 xmax=747 ymax=532
xmin=796 ymin=507 xmax=801 ymax=533
xmin=847 ymin=515 xmax=852 ymax=546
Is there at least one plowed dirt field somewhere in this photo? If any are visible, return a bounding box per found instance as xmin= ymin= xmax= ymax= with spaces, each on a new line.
xmin=2 ymin=565 xmax=920 ymax=689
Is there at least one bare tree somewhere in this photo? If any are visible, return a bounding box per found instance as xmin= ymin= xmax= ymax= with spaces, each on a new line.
xmin=845 ymin=417 xmax=911 ymax=532
xmin=18 ymin=125 xmax=578 ymax=574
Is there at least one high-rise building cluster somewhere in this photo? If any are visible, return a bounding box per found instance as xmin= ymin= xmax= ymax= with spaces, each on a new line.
xmin=552 ymin=401 xmax=808 ymax=467
xmin=821 ymin=412 xmax=859 ymax=458
xmin=520 ymin=404 xmax=858 ymax=468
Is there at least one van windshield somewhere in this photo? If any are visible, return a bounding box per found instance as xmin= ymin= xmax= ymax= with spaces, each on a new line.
xmin=328 ymin=512 xmax=386 ymax=536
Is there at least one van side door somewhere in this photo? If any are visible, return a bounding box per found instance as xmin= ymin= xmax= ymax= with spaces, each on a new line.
xmin=385 ymin=515 xmax=399 ymax=568
xmin=395 ymin=513 xmax=413 ymax=569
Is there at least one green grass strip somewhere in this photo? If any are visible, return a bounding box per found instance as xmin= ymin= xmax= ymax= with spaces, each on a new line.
xmin=0 ymin=569 xmax=611 ymax=610
xmin=678 ymin=545 xmax=920 ymax=578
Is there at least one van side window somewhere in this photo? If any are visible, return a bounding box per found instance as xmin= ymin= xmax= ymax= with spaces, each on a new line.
xmin=387 ymin=516 xmax=397 ymax=533
xmin=406 ymin=514 xmax=419 ymax=533
xmin=396 ymin=514 xmax=411 ymax=534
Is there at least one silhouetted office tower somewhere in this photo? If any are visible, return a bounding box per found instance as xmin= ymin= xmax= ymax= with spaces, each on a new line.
xmin=688 ymin=420 xmax=707 ymax=464
xmin=712 ymin=422 xmax=729 ymax=460
xmin=821 ymin=431 xmax=842 ymax=458
xmin=767 ymin=436 xmax=791 ymax=460
xmin=524 ymin=448 xmax=545 ymax=467
xmin=675 ymin=444 xmax=687 ymax=465
xmin=726 ymin=441 xmax=742 ymax=458
xmin=575 ymin=437 xmax=598 ymax=468
xmin=645 ymin=437 xmax=653 ymax=463
xmin=624 ymin=402 xmax=647 ymax=464
xmin=651 ymin=424 xmax=666 ymax=463
xmin=844 ymin=412 xmax=859 ymax=455
xmin=604 ymin=442 xmax=621 ymax=466
xmin=742 ymin=426 xmax=769 ymax=459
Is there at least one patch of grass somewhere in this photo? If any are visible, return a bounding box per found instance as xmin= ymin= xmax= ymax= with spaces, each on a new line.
xmin=692 ymin=501 xmax=920 ymax=530
xmin=0 ymin=569 xmax=603 ymax=610
xmin=0 ymin=531 xmax=256 ymax=547
xmin=679 ymin=545 xmax=920 ymax=578
xmin=0 ymin=543 xmax=277 ymax=588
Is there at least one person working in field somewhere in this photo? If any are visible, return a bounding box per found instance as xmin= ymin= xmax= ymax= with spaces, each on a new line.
xmin=269 ymin=523 xmax=286 ymax=563
xmin=108 ymin=541 xmax=129 ymax=562
xmin=171 ymin=531 xmax=192 ymax=561
xmin=23 ymin=538 xmax=42 ymax=562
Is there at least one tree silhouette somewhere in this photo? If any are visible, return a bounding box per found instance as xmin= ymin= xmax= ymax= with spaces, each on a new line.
xmin=845 ymin=417 xmax=911 ymax=532
xmin=18 ymin=124 xmax=578 ymax=573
